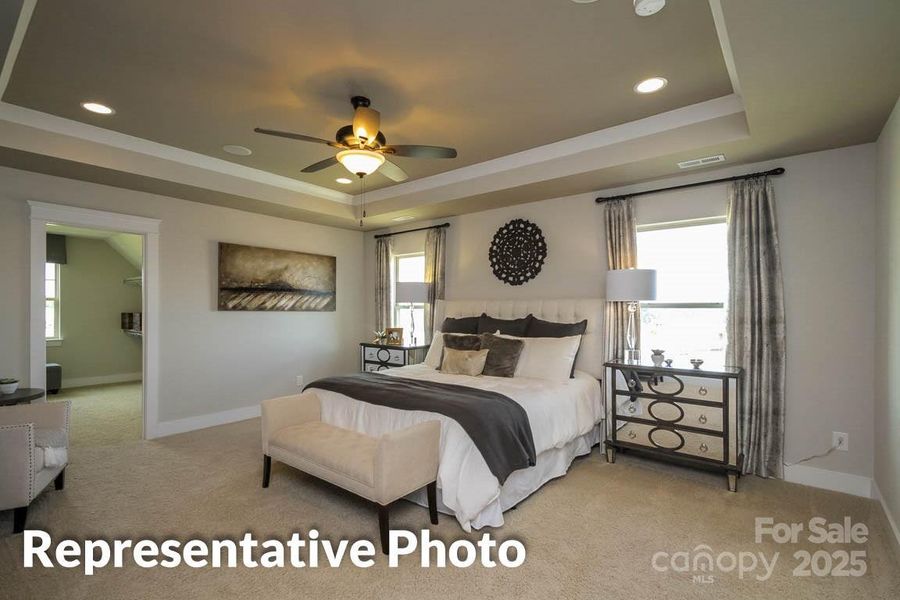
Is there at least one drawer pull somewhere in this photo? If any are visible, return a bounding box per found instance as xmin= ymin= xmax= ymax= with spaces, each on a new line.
xmin=627 ymin=430 xmax=637 ymax=440
xmin=699 ymin=443 xmax=709 ymax=453
xmin=628 ymin=379 xmax=637 ymax=389
xmin=698 ymin=414 xmax=708 ymax=424
xmin=627 ymin=403 xmax=637 ymax=414
xmin=698 ymin=386 xmax=708 ymax=396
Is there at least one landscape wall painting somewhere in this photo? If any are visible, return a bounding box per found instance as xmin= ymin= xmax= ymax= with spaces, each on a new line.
xmin=217 ymin=242 xmax=336 ymax=311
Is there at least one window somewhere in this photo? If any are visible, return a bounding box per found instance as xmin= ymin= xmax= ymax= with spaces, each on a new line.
xmin=45 ymin=263 xmax=61 ymax=340
xmin=393 ymin=253 xmax=425 ymax=343
xmin=637 ymin=217 xmax=727 ymax=362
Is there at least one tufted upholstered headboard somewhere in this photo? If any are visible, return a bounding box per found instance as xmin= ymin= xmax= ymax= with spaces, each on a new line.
xmin=433 ymin=298 xmax=605 ymax=379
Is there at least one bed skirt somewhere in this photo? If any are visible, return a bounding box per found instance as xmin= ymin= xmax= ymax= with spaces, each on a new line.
xmin=406 ymin=423 xmax=603 ymax=530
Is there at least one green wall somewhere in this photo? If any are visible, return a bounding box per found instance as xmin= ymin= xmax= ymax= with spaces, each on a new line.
xmin=46 ymin=236 xmax=143 ymax=384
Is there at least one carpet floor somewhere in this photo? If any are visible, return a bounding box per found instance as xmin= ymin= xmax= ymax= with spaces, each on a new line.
xmin=49 ymin=381 xmax=142 ymax=447
xmin=1 ymin=416 xmax=898 ymax=599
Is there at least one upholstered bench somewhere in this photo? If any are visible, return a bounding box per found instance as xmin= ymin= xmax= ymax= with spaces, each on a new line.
xmin=261 ymin=391 xmax=440 ymax=552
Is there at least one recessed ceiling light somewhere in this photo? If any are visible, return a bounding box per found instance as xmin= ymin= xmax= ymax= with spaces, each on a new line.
xmin=80 ymin=101 xmax=115 ymax=115
xmin=335 ymin=177 xmax=353 ymax=184
xmin=222 ymin=144 xmax=252 ymax=156
xmin=634 ymin=77 xmax=668 ymax=94
xmin=634 ymin=0 xmax=666 ymax=16
xmin=570 ymin=0 xmax=598 ymax=3
xmin=392 ymin=216 xmax=414 ymax=222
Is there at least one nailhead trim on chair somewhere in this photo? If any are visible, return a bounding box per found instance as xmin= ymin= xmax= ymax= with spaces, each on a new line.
xmin=0 ymin=424 xmax=36 ymax=502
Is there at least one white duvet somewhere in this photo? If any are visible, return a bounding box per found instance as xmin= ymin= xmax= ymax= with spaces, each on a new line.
xmin=314 ymin=364 xmax=603 ymax=531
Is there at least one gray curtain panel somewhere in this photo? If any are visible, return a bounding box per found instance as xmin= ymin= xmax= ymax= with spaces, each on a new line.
xmin=603 ymin=198 xmax=639 ymax=364
xmin=726 ymin=176 xmax=786 ymax=478
xmin=424 ymin=226 xmax=447 ymax=342
xmin=375 ymin=236 xmax=393 ymax=333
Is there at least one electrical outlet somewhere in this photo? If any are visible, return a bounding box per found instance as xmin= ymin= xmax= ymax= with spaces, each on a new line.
xmin=295 ymin=375 xmax=304 ymax=388
xmin=832 ymin=431 xmax=849 ymax=452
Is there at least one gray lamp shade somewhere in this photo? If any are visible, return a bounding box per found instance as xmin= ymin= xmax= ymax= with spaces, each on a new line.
xmin=606 ymin=269 xmax=657 ymax=301
xmin=395 ymin=282 xmax=428 ymax=304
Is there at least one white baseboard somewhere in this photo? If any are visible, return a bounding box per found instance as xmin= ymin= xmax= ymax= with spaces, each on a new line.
xmin=783 ymin=464 xmax=873 ymax=498
xmin=872 ymin=480 xmax=900 ymax=550
xmin=62 ymin=372 xmax=143 ymax=389
xmin=149 ymin=404 xmax=260 ymax=439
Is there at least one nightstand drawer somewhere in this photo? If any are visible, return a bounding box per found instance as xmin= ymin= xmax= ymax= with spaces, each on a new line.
xmin=363 ymin=346 xmax=405 ymax=365
xmin=619 ymin=396 xmax=723 ymax=431
xmin=363 ymin=362 xmax=390 ymax=372
xmin=617 ymin=421 xmax=724 ymax=462
xmin=615 ymin=370 xmax=724 ymax=403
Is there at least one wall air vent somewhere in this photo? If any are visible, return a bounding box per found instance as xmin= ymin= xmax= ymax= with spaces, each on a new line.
xmin=677 ymin=154 xmax=726 ymax=169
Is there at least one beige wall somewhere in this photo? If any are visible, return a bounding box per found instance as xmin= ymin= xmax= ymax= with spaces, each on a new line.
xmin=875 ymin=97 xmax=900 ymax=536
xmin=46 ymin=236 xmax=143 ymax=384
xmin=365 ymin=143 xmax=878 ymax=479
xmin=0 ymin=166 xmax=364 ymax=424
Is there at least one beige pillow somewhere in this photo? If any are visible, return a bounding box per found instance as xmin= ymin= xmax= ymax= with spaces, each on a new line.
xmin=440 ymin=348 xmax=489 ymax=376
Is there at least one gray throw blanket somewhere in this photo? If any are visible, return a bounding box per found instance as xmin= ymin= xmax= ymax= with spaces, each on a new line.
xmin=305 ymin=373 xmax=536 ymax=484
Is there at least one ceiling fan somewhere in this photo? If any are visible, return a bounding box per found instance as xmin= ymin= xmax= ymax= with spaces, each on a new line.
xmin=254 ymin=96 xmax=457 ymax=182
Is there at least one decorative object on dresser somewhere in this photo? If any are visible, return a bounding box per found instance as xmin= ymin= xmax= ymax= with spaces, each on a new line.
xmin=360 ymin=341 xmax=428 ymax=372
xmin=383 ymin=327 xmax=404 ymax=346
xmin=488 ymin=219 xmax=547 ymax=286
xmin=395 ymin=281 xmax=428 ymax=345
xmin=605 ymin=268 xmax=657 ymax=362
xmin=604 ymin=358 xmax=744 ymax=491
xmin=217 ymin=242 xmax=336 ymax=312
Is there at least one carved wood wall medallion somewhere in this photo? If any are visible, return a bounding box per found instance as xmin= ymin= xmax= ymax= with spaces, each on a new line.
xmin=488 ymin=219 xmax=547 ymax=286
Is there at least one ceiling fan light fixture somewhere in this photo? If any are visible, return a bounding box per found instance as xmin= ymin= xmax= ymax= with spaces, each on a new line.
xmin=336 ymin=149 xmax=385 ymax=176
xmin=353 ymin=106 xmax=381 ymax=146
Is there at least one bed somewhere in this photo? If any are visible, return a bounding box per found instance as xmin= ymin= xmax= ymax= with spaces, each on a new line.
xmin=314 ymin=298 xmax=605 ymax=531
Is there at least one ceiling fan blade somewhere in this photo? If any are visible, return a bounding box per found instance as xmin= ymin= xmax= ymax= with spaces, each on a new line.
xmin=301 ymin=156 xmax=339 ymax=173
xmin=254 ymin=128 xmax=343 ymax=148
xmin=379 ymin=159 xmax=408 ymax=182
xmin=382 ymin=145 xmax=457 ymax=159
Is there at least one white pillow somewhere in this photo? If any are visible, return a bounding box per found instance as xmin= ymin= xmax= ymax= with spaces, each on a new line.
xmin=423 ymin=331 xmax=444 ymax=368
xmin=496 ymin=332 xmax=582 ymax=382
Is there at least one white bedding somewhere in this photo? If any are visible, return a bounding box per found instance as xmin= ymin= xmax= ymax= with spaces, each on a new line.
xmin=315 ymin=364 xmax=603 ymax=531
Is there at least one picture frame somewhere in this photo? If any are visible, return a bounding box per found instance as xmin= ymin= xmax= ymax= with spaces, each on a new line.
xmin=384 ymin=327 xmax=404 ymax=346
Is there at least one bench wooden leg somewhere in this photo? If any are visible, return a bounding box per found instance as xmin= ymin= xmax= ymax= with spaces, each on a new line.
xmin=13 ymin=506 xmax=27 ymax=534
xmin=378 ymin=504 xmax=390 ymax=555
xmin=426 ymin=481 xmax=438 ymax=525
xmin=262 ymin=455 xmax=271 ymax=488
xmin=54 ymin=467 xmax=66 ymax=491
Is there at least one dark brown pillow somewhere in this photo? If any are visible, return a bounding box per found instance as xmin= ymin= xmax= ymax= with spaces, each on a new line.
xmin=478 ymin=333 xmax=524 ymax=378
xmin=441 ymin=316 xmax=480 ymax=334
xmin=526 ymin=317 xmax=588 ymax=338
xmin=443 ymin=333 xmax=481 ymax=351
xmin=476 ymin=313 xmax=533 ymax=336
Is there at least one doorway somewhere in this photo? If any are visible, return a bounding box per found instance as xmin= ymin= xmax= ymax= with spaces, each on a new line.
xmin=44 ymin=225 xmax=144 ymax=445
xmin=28 ymin=202 xmax=161 ymax=439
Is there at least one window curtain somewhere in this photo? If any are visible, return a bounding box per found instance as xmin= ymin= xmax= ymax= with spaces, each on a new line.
xmin=374 ymin=236 xmax=393 ymax=333
xmin=726 ymin=176 xmax=786 ymax=478
xmin=423 ymin=227 xmax=446 ymax=342
xmin=603 ymin=198 xmax=639 ymax=364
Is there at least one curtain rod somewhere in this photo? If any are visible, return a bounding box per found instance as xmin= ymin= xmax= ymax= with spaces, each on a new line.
xmin=595 ymin=167 xmax=785 ymax=204
xmin=373 ymin=222 xmax=450 ymax=239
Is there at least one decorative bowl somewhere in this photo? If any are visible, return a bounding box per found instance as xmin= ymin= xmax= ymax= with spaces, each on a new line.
xmin=0 ymin=380 xmax=19 ymax=394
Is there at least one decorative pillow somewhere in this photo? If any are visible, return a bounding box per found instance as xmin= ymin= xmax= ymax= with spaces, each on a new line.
xmin=441 ymin=316 xmax=480 ymax=334
xmin=478 ymin=333 xmax=524 ymax=378
xmin=525 ymin=317 xmax=588 ymax=377
xmin=526 ymin=317 xmax=588 ymax=338
xmin=476 ymin=313 xmax=533 ymax=336
xmin=440 ymin=348 xmax=489 ymax=376
xmin=425 ymin=332 xmax=479 ymax=368
xmin=443 ymin=333 xmax=481 ymax=351
xmin=496 ymin=333 xmax=582 ymax=382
